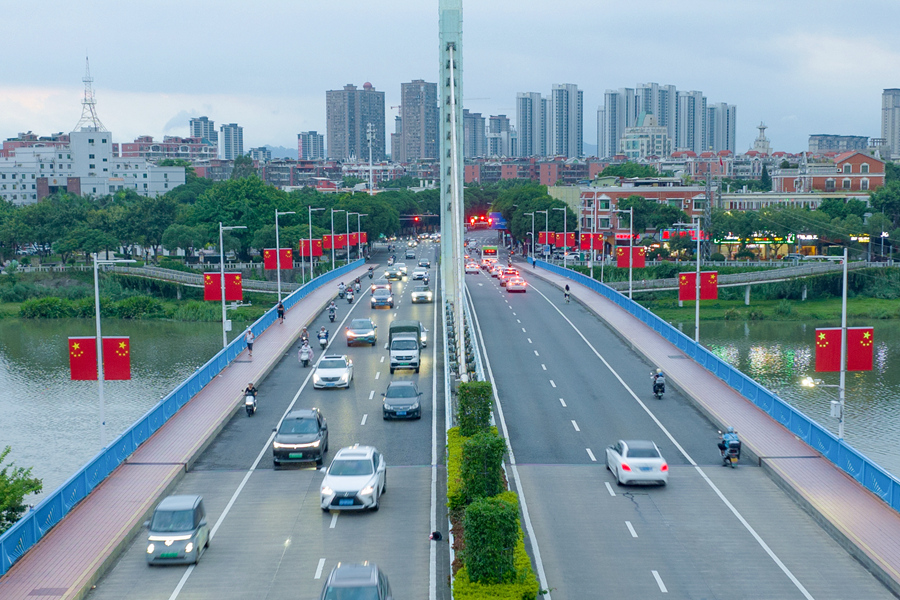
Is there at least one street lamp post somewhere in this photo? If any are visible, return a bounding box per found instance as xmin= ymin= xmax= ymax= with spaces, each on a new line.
xmin=219 ymin=222 xmax=247 ymax=348
xmin=353 ymin=213 xmax=369 ymax=261
xmin=331 ymin=208 xmax=345 ymax=270
xmin=306 ymin=206 xmax=325 ymax=284
xmin=345 ymin=211 xmax=352 ymax=265
xmin=93 ymin=253 xmax=135 ymax=447
xmin=524 ymin=212 xmax=535 ymax=261
xmin=675 ymin=219 xmax=702 ymax=342
xmin=613 ymin=207 xmax=634 ymax=298
xmin=275 ymin=209 xmax=295 ymax=302
xmin=553 ymin=207 xmax=567 ymax=265
xmin=536 ymin=210 xmax=548 ymax=262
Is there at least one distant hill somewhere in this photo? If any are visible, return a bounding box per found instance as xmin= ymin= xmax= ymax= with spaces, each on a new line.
xmin=583 ymin=142 xmax=597 ymax=157
xmin=264 ymin=145 xmax=296 ymax=160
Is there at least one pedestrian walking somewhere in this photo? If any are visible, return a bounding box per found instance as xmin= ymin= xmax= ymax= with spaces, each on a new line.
xmin=276 ymin=301 xmax=285 ymax=324
xmin=245 ymin=329 xmax=255 ymax=357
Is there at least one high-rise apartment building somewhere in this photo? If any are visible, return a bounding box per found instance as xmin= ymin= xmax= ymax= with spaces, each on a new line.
xmin=298 ymin=131 xmax=325 ymax=160
xmin=398 ymin=80 xmax=438 ymax=162
xmin=808 ymin=134 xmax=868 ymax=154
xmin=248 ymin=147 xmax=271 ymax=162
xmin=463 ymin=109 xmax=487 ymax=158
xmin=881 ymin=89 xmax=900 ymax=159
xmin=676 ymin=91 xmax=707 ymax=153
xmin=550 ymin=84 xmax=583 ymax=158
xmin=219 ymin=123 xmax=243 ymax=160
xmin=516 ymin=92 xmax=550 ymax=157
xmin=189 ymin=116 xmax=218 ymax=146
xmin=487 ymin=114 xmax=513 ymax=157
xmin=326 ymin=83 xmax=386 ymax=161
xmin=636 ymin=83 xmax=677 ymax=144
xmin=706 ymin=103 xmax=737 ymax=153
xmin=599 ymin=88 xmax=638 ymax=158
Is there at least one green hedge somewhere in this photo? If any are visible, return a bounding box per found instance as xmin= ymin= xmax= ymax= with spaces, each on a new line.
xmin=464 ymin=495 xmax=518 ymax=583
xmin=448 ymin=426 xmax=500 ymax=510
xmin=457 ymin=381 xmax=493 ymax=436
xmin=461 ymin=431 xmax=506 ymax=502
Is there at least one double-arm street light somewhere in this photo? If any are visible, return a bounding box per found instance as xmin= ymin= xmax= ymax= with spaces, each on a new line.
xmin=535 ymin=210 xmax=548 ymax=261
xmin=552 ymin=206 xmax=567 ymax=264
xmin=331 ymin=208 xmax=345 ymax=269
xmin=350 ymin=213 xmax=369 ymax=261
xmin=275 ymin=209 xmax=295 ymax=302
xmin=219 ymin=222 xmax=247 ymax=348
xmin=675 ymin=219 xmax=702 ymax=342
xmin=524 ymin=212 xmax=535 ymax=260
xmin=93 ymin=253 xmax=136 ymax=446
xmin=612 ymin=206 xmax=634 ymax=299
xmin=306 ymin=206 xmax=325 ymax=284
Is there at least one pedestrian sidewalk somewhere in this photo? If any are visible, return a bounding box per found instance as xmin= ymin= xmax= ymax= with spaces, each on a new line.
xmin=0 ymin=265 xmax=372 ymax=600
xmin=527 ymin=264 xmax=900 ymax=596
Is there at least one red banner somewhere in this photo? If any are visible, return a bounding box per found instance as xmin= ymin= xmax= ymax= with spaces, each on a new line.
xmin=102 ymin=337 xmax=131 ymax=380
xmin=615 ymin=246 xmax=645 ymax=268
xmin=69 ymin=337 xmax=98 ymax=380
xmin=538 ymin=231 xmax=554 ymax=245
xmin=554 ymin=232 xmax=575 ymax=249
xmin=815 ymin=328 xmax=841 ymax=372
xmin=679 ymin=271 xmax=716 ymax=300
xmin=348 ymin=232 xmax=359 ymax=246
xmin=579 ymin=233 xmax=603 ymax=250
xmin=700 ymin=271 xmax=718 ymax=300
xmin=322 ymin=234 xmax=347 ymax=250
xmin=299 ymin=239 xmax=324 ymax=257
xmin=359 ymin=231 xmax=368 ymax=244
xmin=847 ymin=327 xmax=874 ymax=371
xmin=204 ymin=272 xmax=243 ymax=301
xmin=263 ymin=248 xmax=293 ymax=270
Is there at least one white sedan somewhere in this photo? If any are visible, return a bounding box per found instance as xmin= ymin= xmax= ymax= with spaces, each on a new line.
xmin=606 ymin=440 xmax=668 ymax=486
xmin=465 ymin=262 xmax=480 ymax=274
xmin=506 ymin=276 xmax=527 ymax=292
xmin=320 ymin=445 xmax=386 ymax=511
xmin=313 ymin=355 xmax=354 ymax=389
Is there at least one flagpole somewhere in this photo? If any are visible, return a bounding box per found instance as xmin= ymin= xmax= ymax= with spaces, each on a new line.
xmin=275 ymin=210 xmax=296 ymax=302
xmin=839 ymin=246 xmax=848 ymax=440
xmin=629 ymin=207 xmax=633 ymax=299
xmin=695 ymin=219 xmax=701 ymax=343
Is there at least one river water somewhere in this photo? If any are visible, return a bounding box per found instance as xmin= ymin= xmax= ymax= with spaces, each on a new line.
xmin=0 ymin=319 xmax=227 ymax=501
xmin=689 ymin=320 xmax=900 ymax=477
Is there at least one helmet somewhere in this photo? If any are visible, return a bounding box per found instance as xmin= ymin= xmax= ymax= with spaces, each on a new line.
xmin=656 ymin=368 xmax=663 ymax=374
xmin=726 ymin=426 xmax=734 ymax=433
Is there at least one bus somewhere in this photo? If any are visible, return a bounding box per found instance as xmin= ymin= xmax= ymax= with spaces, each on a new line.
xmin=481 ymin=245 xmax=498 ymax=258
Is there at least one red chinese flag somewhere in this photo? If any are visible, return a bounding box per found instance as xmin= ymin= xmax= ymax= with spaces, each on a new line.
xmin=538 ymin=231 xmax=550 ymax=245
xmin=299 ymin=239 xmax=312 ymax=257
xmin=69 ymin=337 xmax=98 ymax=380
xmin=225 ymin=272 xmax=243 ymax=301
xmin=348 ymin=232 xmax=359 ymax=246
xmin=102 ymin=337 xmax=131 ymax=380
xmin=631 ymin=247 xmax=646 ymax=268
xmin=678 ymin=272 xmax=696 ymax=301
xmin=359 ymin=232 xmax=368 ymax=244
xmin=322 ymin=235 xmax=333 ymax=250
xmin=204 ymin=272 xmax=222 ymax=301
xmin=579 ymin=233 xmax=590 ymax=250
xmin=700 ymin=271 xmax=718 ymax=300
xmin=335 ymin=234 xmax=347 ymax=249
xmin=279 ymin=248 xmax=292 ymax=267
xmin=312 ymin=239 xmax=323 ymax=257
xmin=263 ymin=249 xmax=277 ymax=270
xmin=847 ymin=327 xmax=874 ymax=371
xmin=616 ymin=247 xmax=628 ymax=267
xmin=815 ymin=328 xmax=842 ymax=372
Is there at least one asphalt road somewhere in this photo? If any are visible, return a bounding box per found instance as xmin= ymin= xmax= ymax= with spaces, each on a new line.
xmin=87 ymin=242 xmax=450 ymax=600
xmin=465 ymin=231 xmax=892 ymax=599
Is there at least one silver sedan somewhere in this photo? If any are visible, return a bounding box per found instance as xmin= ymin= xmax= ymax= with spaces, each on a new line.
xmin=606 ymin=440 xmax=668 ymax=486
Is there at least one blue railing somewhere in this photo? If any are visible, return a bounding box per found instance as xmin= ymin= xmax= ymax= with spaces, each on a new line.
xmin=532 ymin=258 xmax=900 ymax=514
xmin=0 ymin=260 xmax=364 ymax=576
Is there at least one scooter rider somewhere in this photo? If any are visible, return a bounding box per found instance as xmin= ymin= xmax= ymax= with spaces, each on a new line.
xmin=299 ymin=327 xmax=310 ymax=344
xmin=338 ymin=282 xmax=346 ymax=298
xmin=244 ymin=382 xmax=258 ymax=398
xmin=652 ymin=368 xmax=666 ymax=395
xmin=718 ymin=427 xmax=741 ymax=461
xmin=298 ymin=341 xmax=313 ymax=366
xmin=318 ymin=326 xmax=329 ymax=343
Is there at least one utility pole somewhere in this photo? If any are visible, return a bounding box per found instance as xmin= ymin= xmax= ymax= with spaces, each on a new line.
xmin=367 ymin=122 xmax=375 ymax=195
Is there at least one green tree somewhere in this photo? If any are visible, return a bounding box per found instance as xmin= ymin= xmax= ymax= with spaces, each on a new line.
xmin=760 ymin=165 xmax=772 ymax=191
xmin=0 ymin=445 xmax=42 ymax=534
xmin=133 ymin=196 xmax=178 ymax=261
xmin=378 ymin=175 xmax=420 ymax=189
xmin=600 ymin=163 xmax=660 ymax=178
xmin=231 ymin=154 xmax=257 ymax=180
xmin=342 ymin=176 xmax=366 ymax=188
xmin=162 ymin=224 xmax=204 ymax=257
xmin=870 ymin=181 xmax=900 ymax=228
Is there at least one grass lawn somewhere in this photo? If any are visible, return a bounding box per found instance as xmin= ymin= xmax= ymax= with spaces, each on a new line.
xmin=642 ymin=296 xmax=900 ymax=323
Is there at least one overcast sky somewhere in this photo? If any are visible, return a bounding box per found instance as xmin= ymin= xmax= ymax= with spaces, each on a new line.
xmin=3 ymin=0 xmax=899 ymax=156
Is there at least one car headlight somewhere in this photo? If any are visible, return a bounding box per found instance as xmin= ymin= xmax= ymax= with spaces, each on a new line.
xmin=340 ymin=373 xmax=349 ymax=382
xmin=302 ymin=439 xmax=322 ymax=448
xmin=360 ymin=485 xmax=375 ymax=496
xmin=313 ymin=373 xmax=321 ymax=382
xmin=411 ymin=401 xmax=420 ymax=410
xmin=185 ymin=542 xmax=194 ymax=553
xmin=147 ymin=543 xmax=155 ymax=554
xmin=321 ymin=485 xmax=334 ymax=496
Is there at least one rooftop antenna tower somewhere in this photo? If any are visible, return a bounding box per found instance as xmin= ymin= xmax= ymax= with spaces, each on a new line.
xmin=73 ymin=57 xmax=107 ymax=132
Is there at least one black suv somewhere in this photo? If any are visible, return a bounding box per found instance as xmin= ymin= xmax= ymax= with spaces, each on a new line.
xmin=272 ymin=408 xmax=328 ymax=467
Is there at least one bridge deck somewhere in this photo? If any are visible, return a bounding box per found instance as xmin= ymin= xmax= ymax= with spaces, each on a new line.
xmin=0 ymin=265 xmax=372 ymax=600
xmin=528 ymin=261 xmax=900 ymax=594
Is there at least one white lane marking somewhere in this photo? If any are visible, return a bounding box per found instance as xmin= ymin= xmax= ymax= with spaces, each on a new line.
xmin=605 ymin=482 xmax=615 ymax=497
xmin=430 ymin=267 xmax=440 ymax=600
xmin=531 ymin=284 xmax=817 ymax=600
xmin=517 ymin=319 xmax=521 ymax=324
xmin=534 ymin=350 xmax=539 ymax=356
xmin=315 ymin=558 xmax=327 ymax=578
xmin=586 ymin=448 xmax=597 ymax=462
xmin=527 ymin=338 xmax=533 ymax=344
xmin=380 ymin=356 xmax=385 ymax=363
xmin=369 ymin=390 xmax=375 ymax=400
xmin=559 ymin=398 xmax=567 ymax=407
xmin=384 ymin=342 xmax=389 ymax=349
xmin=571 ymin=420 xmax=580 ymax=432
xmin=375 ymin=371 xmax=380 ymax=380
xmin=549 ymin=380 xmax=556 ymax=388
xmin=361 ymin=414 xmax=368 ymax=425
xmin=626 ymin=521 xmax=638 ymax=538
xmin=508 ymin=305 xmax=512 ymax=309
xmin=541 ymin=364 xmax=547 ymax=371
xmin=521 ymin=327 xmax=526 ymax=332
xmin=466 ymin=288 xmax=552 ymax=600
xmin=652 ymin=570 xmax=667 ymax=593
xmin=512 ymin=312 xmax=516 ymax=316
xmin=478 ymin=283 xmax=483 ymax=286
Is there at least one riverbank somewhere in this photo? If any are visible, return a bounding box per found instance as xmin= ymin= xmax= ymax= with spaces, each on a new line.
xmin=641 ymin=296 xmax=900 ymax=322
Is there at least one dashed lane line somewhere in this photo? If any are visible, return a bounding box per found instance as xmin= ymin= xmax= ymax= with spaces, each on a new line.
xmin=586 ymin=448 xmax=596 ymax=462
xmin=626 ymin=521 xmax=638 ymax=538
xmin=605 ymin=482 xmax=615 ymax=497
xmin=571 ymin=420 xmax=580 ymax=432
xmin=315 ymin=558 xmax=327 ymax=578
xmin=652 ymin=570 xmax=667 ymax=593
xmin=361 ymin=414 xmax=368 ymax=425
xmin=549 ymin=380 xmax=556 ymax=388
xmin=559 ymin=398 xmax=567 ymax=407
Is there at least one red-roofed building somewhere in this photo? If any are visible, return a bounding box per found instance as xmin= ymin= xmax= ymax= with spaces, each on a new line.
xmin=772 ymin=151 xmax=884 ymax=193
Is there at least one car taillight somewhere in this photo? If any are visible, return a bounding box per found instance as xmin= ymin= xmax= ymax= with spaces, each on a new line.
xmin=660 ymin=463 xmax=668 ymax=471
xmin=621 ymin=463 xmax=631 ymax=471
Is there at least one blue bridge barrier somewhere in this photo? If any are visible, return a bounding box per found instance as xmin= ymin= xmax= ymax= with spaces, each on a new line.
xmin=532 ymin=258 xmax=900 ymax=513
xmin=0 ymin=260 xmax=365 ymax=576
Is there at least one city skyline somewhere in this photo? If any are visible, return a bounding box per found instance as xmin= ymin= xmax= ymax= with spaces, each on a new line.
xmin=2 ymin=1 xmax=899 ymax=155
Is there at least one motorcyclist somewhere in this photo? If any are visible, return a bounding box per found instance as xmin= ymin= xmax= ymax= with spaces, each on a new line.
xmin=368 ymin=266 xmax=374 ymax=279
xmin=338 ymin=282 xmax=346 ymax=297
xmin=718 ymin=427 xmax=741 ymax=461
xmin=652 ymin=368 xmax=666 ymax=395
xmin=354 ymin=279 xmax=361 ymax=293
xmin=298 ymin=341 xmax=313 ymax=364
xmin=299 ymin=327 xmax=310 ymax=344
xmin=346 ymin=288 xmax=354 ymax=302
xmin=564 ymin=284 xmax=570 ymax=303
xmin=244 ymin=382 xmax=258 ymax=398
xmin=318 ymin=326 xmax=329 ymax=342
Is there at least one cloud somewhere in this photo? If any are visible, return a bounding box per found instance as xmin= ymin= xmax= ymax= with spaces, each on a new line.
xmin=164 ymin=110 xmax=197 ymax=133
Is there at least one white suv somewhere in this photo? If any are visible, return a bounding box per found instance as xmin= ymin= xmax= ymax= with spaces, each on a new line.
xmin=320 ymin=445 xmax=387 ymax=512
